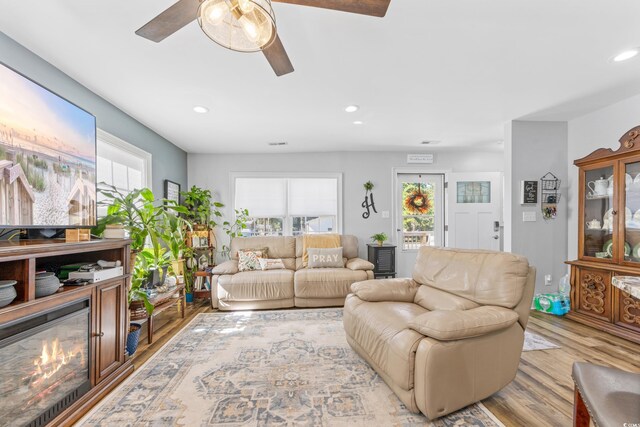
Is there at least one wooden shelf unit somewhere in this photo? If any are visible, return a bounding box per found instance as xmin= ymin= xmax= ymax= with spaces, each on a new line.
xmin=130 ymin=282 xmax=185 ymax=344
xmin=0 ymin=238 xmax=133 ymax=426
xmin=566 ymin=125 xmax=640 ymax=345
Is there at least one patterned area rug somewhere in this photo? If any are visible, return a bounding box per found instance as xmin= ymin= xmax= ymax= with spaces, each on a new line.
xmin=78 ymin=309 xmax=505 ymax=426
xmin=523 ymin=331 xmax=560 ymax=351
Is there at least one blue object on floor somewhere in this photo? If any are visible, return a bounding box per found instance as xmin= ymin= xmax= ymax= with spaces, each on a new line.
xmin=534 ymin=293 xmax=570 ymax=315
xmin=126 ymin=322 xmax=142 ymax=356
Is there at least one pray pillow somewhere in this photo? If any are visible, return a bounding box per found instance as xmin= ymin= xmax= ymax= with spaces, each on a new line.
xmin=238 ymin=250 xmax=263 ymax=272
xmin=259 ymin=258 xmax=286 ymax=271
xmin=307 ymin=247 xmax=344 ymax=268
xmin=302 ymin=234 xmax=341 ymax=267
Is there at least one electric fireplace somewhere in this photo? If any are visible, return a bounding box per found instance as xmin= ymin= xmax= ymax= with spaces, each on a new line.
xmin=0 ymin=300 xmax=91 ymax=427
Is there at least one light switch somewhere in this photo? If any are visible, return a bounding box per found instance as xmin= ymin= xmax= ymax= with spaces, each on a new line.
xmin=382 ymin=211 xmax=390 ymax=218
xmin=523 ymin=211 xmax=536 ymax=222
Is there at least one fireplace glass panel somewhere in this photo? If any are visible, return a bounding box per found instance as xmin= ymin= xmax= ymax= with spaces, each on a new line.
xmin=0 ymin=303 xmax=90 ymax=427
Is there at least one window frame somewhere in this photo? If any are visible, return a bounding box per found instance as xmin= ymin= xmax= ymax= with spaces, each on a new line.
xmin=230 ymin=172 xmax=343 ymax=236
xmin=97 ymin=129 xmax=153 ymax=191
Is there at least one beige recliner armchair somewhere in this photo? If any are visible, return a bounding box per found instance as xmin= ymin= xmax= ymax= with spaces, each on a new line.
xmin=343 ymin=246 xmax=536 ymax=419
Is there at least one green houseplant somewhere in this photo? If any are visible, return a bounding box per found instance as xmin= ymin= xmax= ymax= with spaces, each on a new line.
xmin=181 ymin=185 xmax=224 ymax=228
xmin=221 ymin=208 xmax=250 ymax=258
xmin=371 ymin=232 xmax=388 ymax=246
xmin=160 ymin=206 xmax=193 ymax=290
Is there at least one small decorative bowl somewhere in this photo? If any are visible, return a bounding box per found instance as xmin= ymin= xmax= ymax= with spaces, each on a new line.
xmin=0 ymin=280 xmax=17 ymax=308
xmin=35 ymin=273 xmax=61 ymax=298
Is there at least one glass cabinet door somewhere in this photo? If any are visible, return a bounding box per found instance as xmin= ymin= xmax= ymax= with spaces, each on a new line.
xmin=623 ymin=159 xmax=640 ymax=263
xmin=583 ymin=165 xmax=615 ymax=259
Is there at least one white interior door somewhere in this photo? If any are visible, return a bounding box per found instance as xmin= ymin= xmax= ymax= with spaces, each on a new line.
xmin=395 ymin=173 xmax=445 ymax=276
xmin=447 ymin=172 xmax=503 ymax=250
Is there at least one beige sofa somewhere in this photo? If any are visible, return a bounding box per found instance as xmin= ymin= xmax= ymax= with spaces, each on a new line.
xmin=343 ymin=246 xmax=535 ymax=420
xmin=210 ymin=235 xmax=374 ymax=310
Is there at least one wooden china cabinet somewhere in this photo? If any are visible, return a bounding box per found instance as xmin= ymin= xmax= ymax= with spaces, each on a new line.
xmin=566 ymin=125 xmax=640 ymax=344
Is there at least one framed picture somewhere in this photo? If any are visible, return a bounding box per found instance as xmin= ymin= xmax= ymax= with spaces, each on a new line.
xmin=164 ymin=180 xmax=181 ymax=204
xmin=520 ymin=180 xmax=538 ymax=204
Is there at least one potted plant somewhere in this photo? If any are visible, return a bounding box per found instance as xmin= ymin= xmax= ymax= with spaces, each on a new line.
xmin=126 ymin=262 xmax=154 ymax=356
xmin=221 ymin=208 xmax=250 ymax=258
xmin=93 ymin=185 xmax=165 ymax=337
xmin=371 ymin=232 xmax=388 ymax=246
xmin=160 ymin=206 xmax=194 ymax=300
xmin=181 ymin=185 xmax=224 ymax=229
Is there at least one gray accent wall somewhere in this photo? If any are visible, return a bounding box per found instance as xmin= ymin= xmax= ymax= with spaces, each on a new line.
xmin=188 ymin=150 xmax=504 ymax=275
xmin=506 ymin=121 xmax=568 ymax=294
xmin=0 ymin=33 xmax=187 ymax=196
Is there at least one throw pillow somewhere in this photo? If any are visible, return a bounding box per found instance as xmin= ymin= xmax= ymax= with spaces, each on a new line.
xmin=236 ymin=247 xmax=269 ymax=259
xmin=302 ymin=234 xmax=341 ymax=267
xmin=238 ymin=250 xmax=262 ymax=272
xmin=307 ymin=247 xmax=344 ymax=268
xmin=258 ymin=258 xmax=286 ymax=271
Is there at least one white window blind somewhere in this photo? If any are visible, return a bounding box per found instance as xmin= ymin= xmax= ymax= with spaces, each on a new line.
xmin=233 ymin=174 xmax=342 ymax=236
xmin=96 ymin=129 xmax=152 ymax=217
xmin=234 ymin=178 xmax=286 ymax=216
xmin=289 ymin=178 xmax=337 ymax=216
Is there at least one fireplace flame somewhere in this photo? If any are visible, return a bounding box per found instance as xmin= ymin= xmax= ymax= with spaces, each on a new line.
xmin=27 ymin=338 xmax=85 ymax=389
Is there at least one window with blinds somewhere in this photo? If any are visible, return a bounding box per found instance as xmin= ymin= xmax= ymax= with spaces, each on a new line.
xmin=96 ymin=130 xmax=152 ymax=217
xmin=233 ymin=175 xmax=341 ymax=236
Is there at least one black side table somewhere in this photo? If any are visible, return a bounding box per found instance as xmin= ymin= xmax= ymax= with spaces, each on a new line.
xmin=367 ymin=244 xmax=396 ymax=278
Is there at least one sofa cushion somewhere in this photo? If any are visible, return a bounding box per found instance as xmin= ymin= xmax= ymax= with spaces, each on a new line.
xmin=408 ymin=306 xmax=519 ymax=340
xmin=238 ymin=250 xmax=262 ymax=271
xmin=302 ymin=234 xmax=341 ymax=266
xmin=258 ymin=258 xmax=286 ymax=270
xmin=343 ymin=295 xmax=427 ymax=391
xmin=307 ymin=247 xmax=344 ymax=268
xmin=412 ymin=247 xmax=529 ymax=308
xmin=295 ymin=268 xmax=369 ymax=299
xmin=414 ymin=286 xmax=480 ymax=311
xmin=217 ymin=270 xmax=294 ymax=301
xmin=351 ymin=278 xmax=419 ymax=302
xmin=296 ymin=235 xmax=360 ymax=264
xmin=345 ymin=258 xmax=374 ymax=271
xmin=230 ymin=236 xmax=296 ymax=260
xmin=210 ymin=260 xmax=238 ymax=275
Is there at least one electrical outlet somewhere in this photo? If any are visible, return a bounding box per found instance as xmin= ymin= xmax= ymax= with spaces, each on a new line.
xmin=544 ymin=274 xmax=552 ymax=286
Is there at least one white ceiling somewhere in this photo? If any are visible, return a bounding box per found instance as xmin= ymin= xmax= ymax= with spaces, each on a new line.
xmin=1 ymin=0 xmax=640 ymax=154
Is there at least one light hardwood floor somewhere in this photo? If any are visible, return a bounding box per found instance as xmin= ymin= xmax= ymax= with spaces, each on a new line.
xmin=131 ymin=305 xmax=640 ymax=426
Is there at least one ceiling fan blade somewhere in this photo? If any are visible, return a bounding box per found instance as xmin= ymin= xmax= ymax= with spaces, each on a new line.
xmin=272 ymin=0 xmax=390 ymax=17
xmin=135 ymin=0 xmax=201 ymax=42
xmin=263 ymin=35 xmax=295 ymax=76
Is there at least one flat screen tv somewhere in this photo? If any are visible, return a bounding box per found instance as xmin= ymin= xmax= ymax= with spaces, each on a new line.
xmin=0 ymin=63 xmax=97 ymax=228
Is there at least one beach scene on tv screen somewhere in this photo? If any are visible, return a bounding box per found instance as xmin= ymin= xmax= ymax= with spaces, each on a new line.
xmin=0 ymin=64 xmax=96 ymax=227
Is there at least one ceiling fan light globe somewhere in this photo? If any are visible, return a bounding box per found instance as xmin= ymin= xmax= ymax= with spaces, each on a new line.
xmin=237 ymin=0 xmax=256 ymax=14
xmin=202 ymin=0 xmax=229 ymax=26
xmin=198 ymin=0 xmax=276 ymax=52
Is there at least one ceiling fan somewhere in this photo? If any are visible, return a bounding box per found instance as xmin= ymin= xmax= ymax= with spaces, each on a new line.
xmin=135 ymin=0 xmax=391 ymax=76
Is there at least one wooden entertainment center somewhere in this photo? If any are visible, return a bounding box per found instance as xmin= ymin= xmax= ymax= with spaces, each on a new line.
xmin=0 ymin=238 xmax=132 ymax=426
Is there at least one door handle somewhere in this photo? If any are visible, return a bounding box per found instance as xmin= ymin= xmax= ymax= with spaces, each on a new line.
xmin=492 ymin=235 xmax=499 ymax=240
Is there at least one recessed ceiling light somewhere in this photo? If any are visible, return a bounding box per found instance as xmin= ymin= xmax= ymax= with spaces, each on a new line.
xmin=613 ymin=49 xmax=639 ymax=62
xmin=268 ymin=142 xmax=288 ymax=146
xmin=421 ymin=140 xmax=440 ymax=145
xmin=353 ymin=121 xmax=364 ymax=125
xmin=193 ymin=106 xmax=209 ymax=113
xmin=345 ymin=105 xmax=359 ymax=113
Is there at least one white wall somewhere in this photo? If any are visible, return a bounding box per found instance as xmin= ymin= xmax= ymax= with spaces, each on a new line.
xmin=188 ymin=150 xmax=503 ymax=274
xmin=507 ymin=121 xmax=568 ymax=294
xmin=567 ymin=92 xmax=640 ymax=261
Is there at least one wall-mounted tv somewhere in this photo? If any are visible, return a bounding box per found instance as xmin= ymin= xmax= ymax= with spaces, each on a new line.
xmin=0 ymin=63 xmax=96 ymax=228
